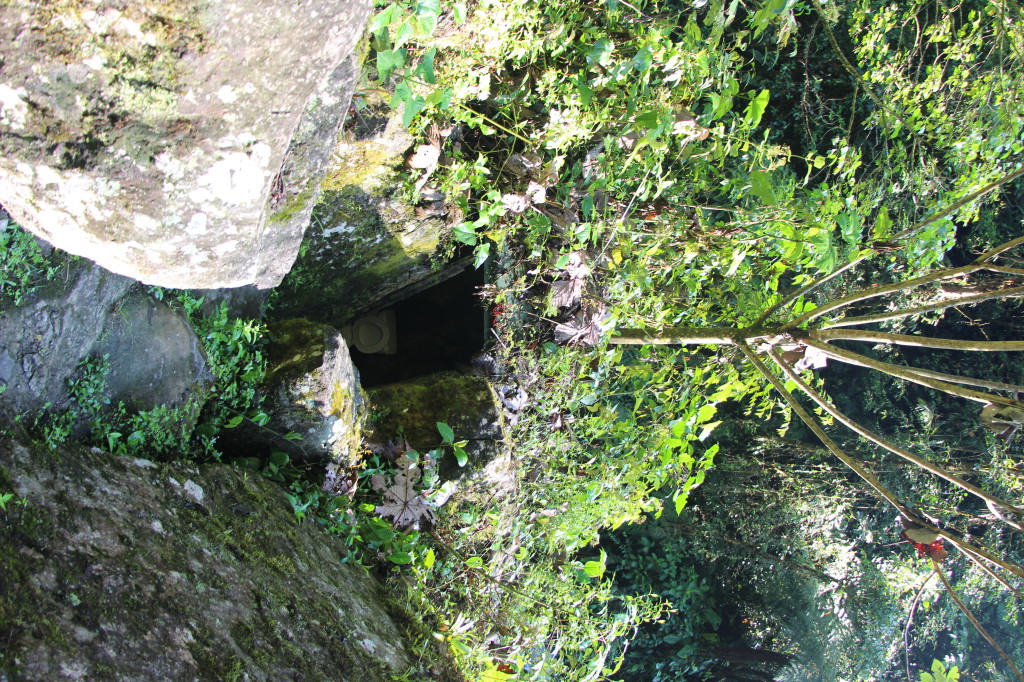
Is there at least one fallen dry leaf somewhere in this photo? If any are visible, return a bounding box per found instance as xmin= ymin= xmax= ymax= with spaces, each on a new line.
xmin=554 ymin=304 xmax=610 ymax=346
xmin=373 ymin=454 xmax=438 ymax=530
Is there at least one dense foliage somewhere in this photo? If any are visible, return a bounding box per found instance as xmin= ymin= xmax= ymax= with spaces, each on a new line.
xmin=366 ymin=0 xmax=1024 ymax=679
xmin=3 ymin=1 xmax=1023 ymax=680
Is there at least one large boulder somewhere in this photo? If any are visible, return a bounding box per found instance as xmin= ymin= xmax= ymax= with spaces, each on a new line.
xmin=0 ymin=240 xmax=211 ymax=429
xmin=0 ymin=435 xmax=428 ymax=681
xmin=0 ymin=0 xmax=371 ymax=289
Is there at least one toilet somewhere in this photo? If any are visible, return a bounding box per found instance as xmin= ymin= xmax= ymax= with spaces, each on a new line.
xmin=340 ymin=309 xmax=397 ymax=355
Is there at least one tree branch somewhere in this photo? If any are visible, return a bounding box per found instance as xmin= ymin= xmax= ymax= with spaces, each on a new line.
xmin=821 ymin=285 xmax=1024 ymax=329
xmin=767 ymin=348 xmax=1024 ymax=522
xmin=932 ymin=558 xmax=1024 ymax=682
xmin=800 ymin=337 xmax=1024 ymax=409
xmin=738 ymin=342 xmax=1024 ymax=581
xmin=811 ymin=328 xmax=1024 ymax=352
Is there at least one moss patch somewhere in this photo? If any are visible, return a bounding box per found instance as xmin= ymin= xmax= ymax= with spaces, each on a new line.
xmin=0 ymin=435 xmax=423 ymax=679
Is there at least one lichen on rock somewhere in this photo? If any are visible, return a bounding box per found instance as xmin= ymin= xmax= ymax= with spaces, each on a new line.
xmin=0 ymin=0 xmax=372 ymax=289
xmin=0 ymin=435 xmax=422 ymax=681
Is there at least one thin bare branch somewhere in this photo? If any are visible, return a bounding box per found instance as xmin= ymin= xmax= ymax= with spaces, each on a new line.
xmin=784 ymin=264 xmax=977 ymax=330
xmin=984 ymin=264 xmax=1024 ymax=277
xmin=812 ymin=328 xmax=1024 ymax=352
xmin=741 ymin=343 xmax=1024 ymax=581
xmin=954 ymin=543 xmax=1024 ymax=600
xmin=755 ymin=259 xmax=862 ymax=326
xmin=737 ymin=341 xmax=913 ymax=515
xmin=800 ymin=338 xmax=1024 ymax=409
xmin=893 ymin=366 xmax=1024 ymax=395
xmin=767 ymin=348 xmax=1024 ymax=521
xmin=821 ymin=285 xmax=1024 ymax=329
xmin=932 ymin=559 xmax=1024 ymax=682
xmin=612 ymin=327 xmax=760 ymax=346
xmin=975 ymin=234 xmax=1024 ymax=262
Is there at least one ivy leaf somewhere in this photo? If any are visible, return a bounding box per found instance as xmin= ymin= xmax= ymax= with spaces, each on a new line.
xmin=368 ymin=3 xmax=401 ymax=34
xmin=748 ymin=170 xmax=776 ymax=205
xmin=587 ymin=38 xmax=615 ymax=67
xmin=377 ymin=48 xmax=406 ymax=81
xmin=872 ymin=206 xmax=893 ymax=240
xmin=453 ymin=222 xmax=478 ymax=245
xmin=415 ymin=46 xmax=437 ymax=84
xmin=436 ymin=421 xmax=455 ymax=443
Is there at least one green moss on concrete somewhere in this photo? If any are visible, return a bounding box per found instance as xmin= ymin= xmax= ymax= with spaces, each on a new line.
xmin=367 ymin=373 xmax=497 ymax=452
xmin=271 ymin=186 xmax=444 ymax=328
xmin=321 ymin=142 xmax=401 ymax=191
xmin=264 ymin=318 xmax=328 ymax=383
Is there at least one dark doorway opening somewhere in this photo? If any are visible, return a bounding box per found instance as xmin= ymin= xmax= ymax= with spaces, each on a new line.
xmin=348 ymin=266 xmax=488 ymax=387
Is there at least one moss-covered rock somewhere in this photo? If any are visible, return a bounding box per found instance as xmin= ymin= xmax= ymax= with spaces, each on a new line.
xmin=367 ymin=373 xmax=515 ymax=506
xmin=0 ymin=250 xmax=211 ymax=436
xmin=0 ymin=435 xmax=425 ymax=681
xmin=269 ymin=113 xmax=451 ymax=330
xmin=223 ymin=318 xmax=365 ymax=470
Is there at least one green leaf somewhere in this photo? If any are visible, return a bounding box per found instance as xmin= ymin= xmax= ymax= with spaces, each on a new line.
xmin=454 ymin=446 xmax=468 ymax=467
xmin=695 ymin=404 xmax=717 ymax=425
xmin=465 ymin=556 xmax=484 ymax=568
xmin=473 ymin=243 xmax=491 ymax=268
xmin=401 ymin=95 xmax=426 ymax=128
xmin=377 ymin=48 xmax=406 ymax=81
xmin=436 ymin=421 xmax=455 ymax=443
xmin=872 ymin=206 xmax=893 ymax=239
xmin=634 ymin=110 xmax=662 ymax=130
xmin=453 ymin=2 xmax=467 ymax=23
xmin=415 ymin=46 xmax=437 ymax=84
xmin=631 ymin=46 xmax=653 ymax=72
xmin=583 ymin=560 xmax=605 ymax=578
xmin=368 ymin=3 xmax=400 ymax=34
xmin=748 ymin=170 xmax=776 ymax=204
xmin=743 ymin=89 xmax=770 ymax=127
xmin=269 ymin=450 xmax=290 ymax=467
xmin=587 ymin=38 xmax=614 ymax=67
xmin=225 ymin=415 xmax=245 ymax=428
xmin=388 ymin=551 xmax=413 ymax=565
xmin=422 ymin=548 xmax=436 ymax=569
xmin=392 ymin=20 xmax=414 ymax=48
xmin=452 ymin=222 xmax=478 ymax=245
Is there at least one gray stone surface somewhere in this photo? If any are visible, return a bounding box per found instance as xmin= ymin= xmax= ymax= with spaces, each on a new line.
xmin=0 ymin=254 xmax=211 ymax=425
xmin=224 ymin=318 xmax=365 ymax=468
xmin=269 ymin=111 xmax=452 ymax=328
xmin=0 ymin=435 xmax=419 ymax=681
xmin=0 ymin=0 xmax=371 ymax=289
